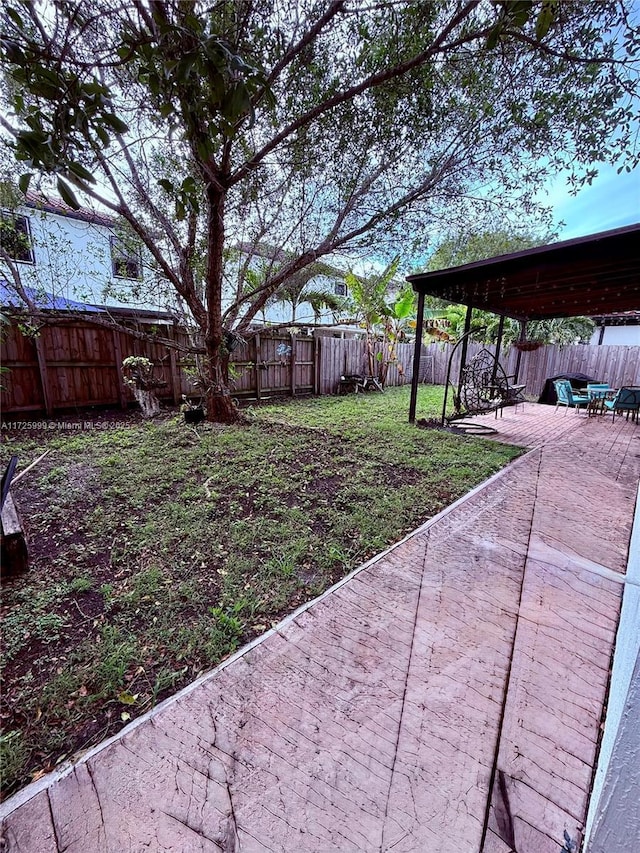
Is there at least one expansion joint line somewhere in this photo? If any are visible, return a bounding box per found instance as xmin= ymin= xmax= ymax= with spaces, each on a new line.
xmin=478 ymin=447 xmax=544 ymax=852
xmin=379 ymin=530 xmax=432 ymax=852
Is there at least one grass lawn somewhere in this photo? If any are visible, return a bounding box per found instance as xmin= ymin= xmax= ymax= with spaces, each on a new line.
xmin=0 ymin=385 xmax=523 ymax=799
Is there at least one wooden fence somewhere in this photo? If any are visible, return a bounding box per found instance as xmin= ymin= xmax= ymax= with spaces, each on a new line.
xmin=2 ymin=316 xmax=639 ymax=415
xmin=0 ymin=320 xmax=320 ymax=415
xmin=228 ymin=332 xmax=317 ymax=401
xmin=1 ymin=318 xmax=191 ymax=415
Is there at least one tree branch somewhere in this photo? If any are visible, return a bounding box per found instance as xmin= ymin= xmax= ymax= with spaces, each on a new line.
xmin=229 ymin=1 xmax=481 ymax=185
xmin=263 ymin=1 xmax=345 ymax=88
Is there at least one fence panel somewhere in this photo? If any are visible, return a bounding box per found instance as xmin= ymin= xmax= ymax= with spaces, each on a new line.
xmin=318 ymin=338 xmax=365 ymax=395
xmin=2 ymin=316 xmax=640 ymax=415
xmin=227 ymin=334 xmax=315 ymax=400
xmin=414 ymin=342 xmax=640 ymax=399
xmin=505 ymin=344 xmax=640 ymax=397
xmin=0 ymin=324 xmax=43 ymax=412
xmin=1 ymin=319 xmax=186 ymax=414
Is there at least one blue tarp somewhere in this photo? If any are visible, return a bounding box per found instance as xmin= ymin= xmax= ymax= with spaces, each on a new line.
xmin=0 ymin=281 xmax=105 ymax=313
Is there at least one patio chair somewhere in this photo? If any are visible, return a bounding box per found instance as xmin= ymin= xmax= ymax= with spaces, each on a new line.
xmin=553 ymin=379 xmax=589 ymax=414
xmin=603 ymin=387 xmax=640 ymax=423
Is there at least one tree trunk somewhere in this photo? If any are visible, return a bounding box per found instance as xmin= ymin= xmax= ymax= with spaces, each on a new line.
xmin=203 ymin=336 xmax=245 ymax=424
xmin=205 ymin=385 xmax=241 ymax=423
xmin=202 ymin=179 xmax=245 ymax=424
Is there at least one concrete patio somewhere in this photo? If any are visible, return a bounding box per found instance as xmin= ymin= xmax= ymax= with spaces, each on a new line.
xmin=1 ymin=403 xmax=638 ymax=852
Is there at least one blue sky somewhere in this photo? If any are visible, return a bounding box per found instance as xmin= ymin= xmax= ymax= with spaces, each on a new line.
xmin=539 ymin=162 xmax=639 ymax=240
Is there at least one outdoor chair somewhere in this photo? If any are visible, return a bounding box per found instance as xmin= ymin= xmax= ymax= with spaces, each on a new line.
xmin=553 ymin=379 xmax=589 ymax=414
xmin=603 ymin=387 xmax=640 ymax=423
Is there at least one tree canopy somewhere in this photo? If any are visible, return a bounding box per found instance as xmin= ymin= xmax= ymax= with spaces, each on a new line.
xmin=1 ymin=0 xmax=637 ymax=420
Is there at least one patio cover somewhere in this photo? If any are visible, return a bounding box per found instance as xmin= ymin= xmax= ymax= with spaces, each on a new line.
xmin=406 ymin=223 xmax=640 ymax=321
xmin=406 ymin=224 xmax=640 ymax=422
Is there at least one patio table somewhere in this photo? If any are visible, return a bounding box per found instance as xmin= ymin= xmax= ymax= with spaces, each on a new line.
xmin=585 ymin=387 xmax=617 ymax=416
xmin=489 ymin=382 xmax=527 ymax=416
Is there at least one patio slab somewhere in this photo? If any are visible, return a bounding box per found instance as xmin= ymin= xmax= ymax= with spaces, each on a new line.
xmin=1 ymin=404 xmax=638 ymax=852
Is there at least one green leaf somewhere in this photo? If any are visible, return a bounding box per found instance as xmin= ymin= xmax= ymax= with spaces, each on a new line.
xmin=393 ymin=288 xmax=416 ymax=320
xmin=18 ymin=173 xmax=33 ymax=196
xmin=157 ymin=179 xmax=174 ymax=193
xmin=535 ymin=2 xmax=556 ymax=40
xmin=509 ymin=1 xmax=534 ymax=28
xmin=176 ymin=56 xmax=195 ymax=84
xmin=1 ymin=38 xmax=25 ymax=65
xmin=31 ymin=78 xmax=61 ymax=100
xmin=96 ymin=126 xmax=110 ymax=147
xmin=103 ymin=113 xmax=129 ymax=134
xmin=6 ymin=7 xmax=23 ymax=28
xmin=56 ymin=177 xmax=80 ymax=209
xmin=485 ymin=25 xmax=502 ymax=51
xmin=68 ymin=161 xmax=96 ymax=184
xmin=118 ymin=691 xmax=137 ymax=705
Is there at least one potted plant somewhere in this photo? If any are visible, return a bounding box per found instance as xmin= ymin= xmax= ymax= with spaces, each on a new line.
xmin=180 ymin=394 xmax=206 ymax=423
xmin=512 ymin=339 xmax=543 ymax=351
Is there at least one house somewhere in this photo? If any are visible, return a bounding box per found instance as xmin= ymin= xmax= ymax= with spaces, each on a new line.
xmin=1 ymin=193 xmax=186 ymax=416
xmin=589 ymin=311 xmax=640 ymax=345
xmin=0 ymin=196 xmax=364 ymax=336
xmin=0 ymin=192 xmax=173 ymax=316
xmin=228 ymin=240 xmax=357 ymax=333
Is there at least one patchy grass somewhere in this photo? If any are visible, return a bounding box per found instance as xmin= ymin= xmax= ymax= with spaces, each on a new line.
xmin=0 ymin=386 xmax=522 ymax=799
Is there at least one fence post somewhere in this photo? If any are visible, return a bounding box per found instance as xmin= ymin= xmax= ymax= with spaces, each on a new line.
xmin=313 ymin=335 xmax=320 ymax=395
xmin=290 ymin=332 xmax=297 ymax=397
xmin=167 ymin=330 xmax=182 ymax=405
xmin=34 ymin=334 xmax=53 ymax=417
xmin=409 ymin=290 xmax=425 ymax=423
xmin=111 ymin=330 xmax=127 ymax=409
xmin=255 ymin=333 xmax=262 ymax=402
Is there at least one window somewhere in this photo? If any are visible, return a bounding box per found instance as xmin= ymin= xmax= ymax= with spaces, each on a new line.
xmin=334 ymin=281 xmax=347 ymax=297
xmin=0 ymin=212 xmax=34 ymax=263
xmin=110 ymin=235 xmax=142 ymax=280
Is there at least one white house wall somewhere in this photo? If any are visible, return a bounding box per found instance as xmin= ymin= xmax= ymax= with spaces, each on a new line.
xmin=223 ymin=266 xmax=351 ymax=328
xmin=590 ymin=325 xmax=640 ymax=346
xmin=5 ymin=205 xmax=352 ymax=327
xmin=2 ymin=206 xmax=171 ymax=313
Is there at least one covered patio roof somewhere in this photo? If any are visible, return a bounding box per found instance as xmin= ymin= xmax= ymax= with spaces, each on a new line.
xmin=407 ymin=223 xmax=640 ymax=321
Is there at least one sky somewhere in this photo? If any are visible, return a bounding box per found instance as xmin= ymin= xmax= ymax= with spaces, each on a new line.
xmin=538 ymin=162 xmax=639 ymax=241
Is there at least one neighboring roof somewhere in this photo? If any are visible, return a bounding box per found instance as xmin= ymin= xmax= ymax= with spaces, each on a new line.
xmin=24 ymin=191 xmax=116 ymax=228
xmin=99 ymin=303 xmax=176 ymax=322
xmin=407 ymin=224 xmax=640 ymax=321
xmin=0 ymin=282 xmax=177 ymax=321
xmin=0 ymin=281 xmax=105 ymax=313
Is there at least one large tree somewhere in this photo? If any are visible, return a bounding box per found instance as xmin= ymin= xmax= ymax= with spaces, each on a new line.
xmin=1 ymin=1 xmax=637 ymax=421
